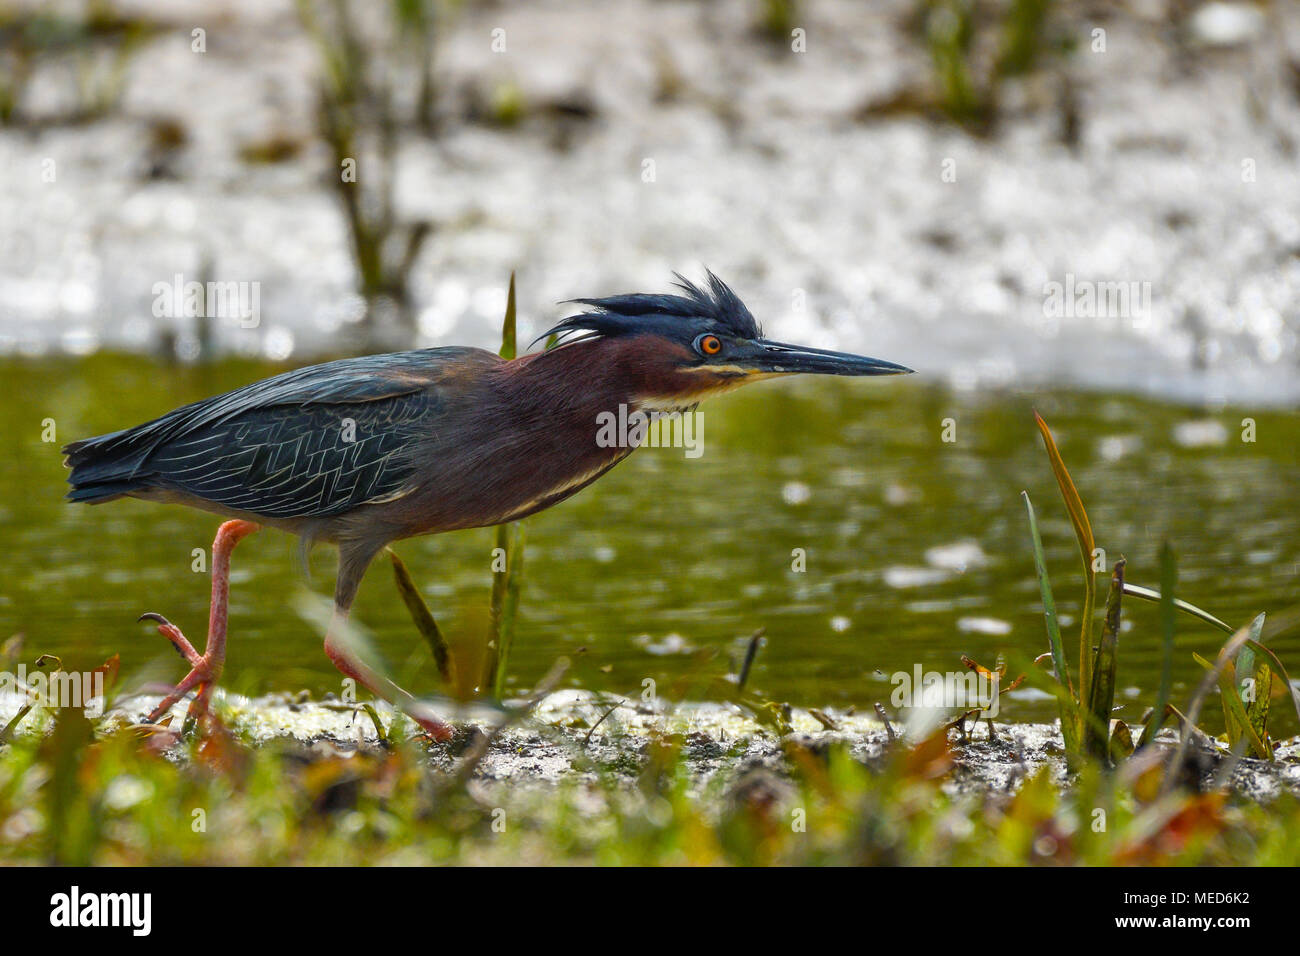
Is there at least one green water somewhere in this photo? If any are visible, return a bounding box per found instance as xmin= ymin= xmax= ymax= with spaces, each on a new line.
xmin=2 ymin=355 xmax=1297 ymax=729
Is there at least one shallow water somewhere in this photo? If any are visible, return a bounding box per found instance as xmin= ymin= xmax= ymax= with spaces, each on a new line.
xmin=2 ymin=354 xmax=1296 ymax=730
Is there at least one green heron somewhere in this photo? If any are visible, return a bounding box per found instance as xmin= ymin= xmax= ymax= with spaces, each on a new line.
xmin=63 ymin=272 xmax=911 ymax=738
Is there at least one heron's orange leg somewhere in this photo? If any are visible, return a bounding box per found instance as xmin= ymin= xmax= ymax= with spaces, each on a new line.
xmin=323 ymin=612 xmax=455 ymax=742
xmin=139 ymin=519 xmax=259 ymax=725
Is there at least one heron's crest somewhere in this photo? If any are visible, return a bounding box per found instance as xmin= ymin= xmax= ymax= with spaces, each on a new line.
xmin=535 ymin=270 xmax=761 ymax=348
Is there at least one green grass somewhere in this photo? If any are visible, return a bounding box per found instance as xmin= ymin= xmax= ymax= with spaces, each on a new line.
xmin=2 ymin=706 xmax=1300 ymax=865
xmin=1022 ymin=413 xmax=1299 ymax=776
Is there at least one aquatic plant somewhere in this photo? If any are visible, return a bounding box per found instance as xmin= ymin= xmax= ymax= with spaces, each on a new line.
xmin=0 ymin=5 xmax=153 ymax=125
xmin=1022 ymin=413 xmax=1299 ymax=771
xmin=916 ymin=0 xmax=1067 ymax=134
xmin=295 ymin=0 xmax=440 ymax=345
xmin=482 ymin=273 xmax=526 ymax=699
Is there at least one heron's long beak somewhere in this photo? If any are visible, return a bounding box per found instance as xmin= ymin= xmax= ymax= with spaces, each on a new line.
xmin=735 ymin=339 xmax=913 ymax=377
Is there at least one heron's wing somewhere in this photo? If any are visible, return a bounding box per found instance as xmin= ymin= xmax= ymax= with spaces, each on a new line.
xmin=64 ymin=347 xmax=495 ymax=516
xmin=145 ymin=391 xmax=441 ymax=518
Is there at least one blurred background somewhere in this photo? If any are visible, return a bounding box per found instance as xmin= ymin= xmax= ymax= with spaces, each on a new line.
xmin=1 ymin=0 xmax=1297 ymax=726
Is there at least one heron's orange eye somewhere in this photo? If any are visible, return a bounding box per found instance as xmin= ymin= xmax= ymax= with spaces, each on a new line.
xmin=698 ymin=335 xmax=723 ymax=356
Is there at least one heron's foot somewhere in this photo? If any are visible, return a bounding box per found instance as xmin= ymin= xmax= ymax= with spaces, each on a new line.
xmin=323 ymin=625 xmax=455 ymax=743
xmin=408 ymin=707 xmax=455 ymax=743
xmin=139 ymin=611 xmax=201 ymax=666
xmin=137 ymin=612 xmax=222 ymax=726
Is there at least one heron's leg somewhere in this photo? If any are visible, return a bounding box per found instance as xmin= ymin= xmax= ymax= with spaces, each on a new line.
xmin=323 ymin=543 xmax=454 ymax=742
xmin=139 ymin=519 xmax=260 ymax=724
xmin=323 ymin=610 xmax=455 ymax=742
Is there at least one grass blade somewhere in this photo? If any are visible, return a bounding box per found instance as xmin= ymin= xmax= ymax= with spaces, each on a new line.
xmin=1243 ymin=638 xmax=1300 ymax=728
xmin=1120 ymin=583 xmax=1232 ymax=634
xmin=358 ymin=702 xmax=389 ymax=744
xmin=388 ymin=548 xmax=452 ymax=683
xmin=484 ymin=271 xmax=523 ymax=698
xmin=1235 ymin=640 xmax=1256 ymax=698
xmin=1162 ymin=613 xmax=1265 ymax=795
xmin=1192 ymin=647 xmax=1270 ymax=760
xmin=492 ymin=523 xmax=526 ymax=700
xmin=1033 ymin=412 xmax=1096 ymax=704
xmin=736 ymin=628 xmax=766 ymax=693
xmin=1138 ymin=545 xmax=1176 ymax=750
xmin=484 ymin=523 xmax=511 ymax=696
xmin=1246 ymin=663 xmax=1271 ymax=757
xmin=499 ymin=270 xmax=517 ymax=360
xmin=0 ymin=701 xmax=34 ymax=745
xmin=1022 ymin=491 xmax=1071 ymax=697
xmin=1086 ymin=559 xmax=1124 ymax=761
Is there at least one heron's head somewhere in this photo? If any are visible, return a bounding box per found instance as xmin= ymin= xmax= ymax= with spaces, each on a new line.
xmin=534 ymin=271 xmax=912 ymax=409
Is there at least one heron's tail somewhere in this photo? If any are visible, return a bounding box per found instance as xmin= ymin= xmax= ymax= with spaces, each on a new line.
xmin=62 ymin=428 xmax=157 ymax=503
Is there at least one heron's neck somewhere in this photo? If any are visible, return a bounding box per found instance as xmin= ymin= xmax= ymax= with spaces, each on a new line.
xmin=496 ymin=338 xmax=669 ymax=419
